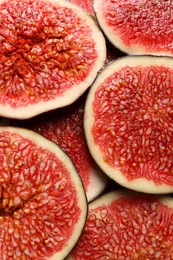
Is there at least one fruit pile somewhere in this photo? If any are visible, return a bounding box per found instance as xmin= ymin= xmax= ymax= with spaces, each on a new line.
xmin=0 ymin=0 xmax=173 ymax=259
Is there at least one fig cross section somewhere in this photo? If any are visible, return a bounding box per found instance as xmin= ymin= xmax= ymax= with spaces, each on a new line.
xmin=69 ymin=191 xmax=173 ymax=259
xmin=0 ymin=0 xmax=106 ymax=119
xmin=0 ymin=127 xmax=87 ymax=259
xmin=94 ymin=0 xmax=173 ymax=56
xmin=84 ymin=56 xmax=173 ymax=193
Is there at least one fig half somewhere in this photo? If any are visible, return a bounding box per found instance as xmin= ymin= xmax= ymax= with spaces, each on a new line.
xmin=84 ymin=55 xmax=173 ymax=194
xmin=93 ymin=0 xmax=173 ymax=56
xmin=69 ymin=190 xmax=173 ymax=259
xmin=0 ymin=0 xmax=106 ymax=119
xmin=0 ymin=126 xmax=87 ymax=259
xmin=69 ymin=0 xmax=94 ymax=16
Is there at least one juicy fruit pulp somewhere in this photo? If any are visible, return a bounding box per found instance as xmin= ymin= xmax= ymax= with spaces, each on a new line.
xmin=94 ymin=0 xmax=173 ymax=56
xmin=69 ymin=191 xmax=173 ymax=259
xmin=84 ymin=56 xmax=173 ymax=193
xmin=0 ymin=127 xmax=87 ymax=259
xmin=13 ymin=96 xmax=108 ymax=202
xmin=33 ymin=100 xmax=108 ymax=202
xmin=69 ymin=0 xmax=94 ymax=16
xmin=0 ymin=0 xmax=106 ymax=119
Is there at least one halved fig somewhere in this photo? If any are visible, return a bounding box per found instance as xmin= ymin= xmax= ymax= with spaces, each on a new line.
xmin=0 ymin=126 xmax=87 ymax=259
xmin=68 ymin=0 xmax=94 ymax=16
xmin=93 ymin=0 xmax=173 ymax=56
xmin=12 ymin=96 xmax=108 ymax=202
xmin=0 ymin=0 xmax=106 ymax=119
xmin=84 ymin=55 xmax=173 ymax=194
xmin=68 ymin=190 xmax=173 ymax=259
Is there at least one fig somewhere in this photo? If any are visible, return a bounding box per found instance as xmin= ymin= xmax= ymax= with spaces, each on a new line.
xmin=68 ymin=0 xmax=94 ymax=16
xmin=84 ymin=55 xmax=173 ymax=194
xmin=0 ymin=0 xmax=106 ymax=119
xmin=12 ymin=96 xmax=108 ymax=202
xmin=0 ymin=126 xmax=87 ymax=259
xmin=93 ymin=0 xmax=173 ymax=56
xmin=68 ymin=190 xmax=173 ymax=259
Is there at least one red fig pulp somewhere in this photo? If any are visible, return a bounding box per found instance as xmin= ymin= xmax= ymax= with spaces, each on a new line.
xmin=0 ymin=0 xmax=106 ymax=119
xmin=94 ymin=0 xmax=173 ymax=56
xmin=69 ymin=0 xmax=94 ymax=16
xmin=13 ymin=97 xmax=108 ymax=202
xmin=69 ymin=190 xmax=173 ymax=259
xmin=0 ymin=127 xmax=87 ymax=259
xmin=84 ymin=55 xmax=173 ymax=193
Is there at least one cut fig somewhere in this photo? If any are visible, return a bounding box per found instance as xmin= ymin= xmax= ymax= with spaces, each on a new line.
xmin=68 ymin=0 xmax=94 ymax=16
xmin=0 ymin=0 xmax=106 ymax=119
xmin=12 ymin=96 xmax=108 ymax=202
xmin=93 ymin=0 xmax=173 ymax=56
xmin=0 ymin=126 xmax=87 ymax=259
xmin=84 ymin=55 xmax=173 ymax=194
xmin=68 ymin=190 xmax=173 ymax=259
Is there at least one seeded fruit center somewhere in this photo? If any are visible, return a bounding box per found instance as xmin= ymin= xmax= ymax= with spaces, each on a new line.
xmin=72 ymin=197 xmax=173 ymax=259
xmin=0 ymin=131 xmax=80 ymax=259
xmin=0 ymin=0 xmax=97 ymax=108
xmin=92 ymin=65 xmax=173 ymax=185
xmin=69 ymin=0 xmax=94 ymax=16
xmin=35 ymin=106 xmax=92 ymax=190
xmin=102 ymin=0 xmax=172 ymax=53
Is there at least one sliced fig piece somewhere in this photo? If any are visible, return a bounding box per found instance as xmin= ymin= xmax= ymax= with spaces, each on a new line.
xmin=68 ymin=190 xmax=173 ymax=259
xmin=68 ymin=0 xmax=94 ymax=16
xmin=0 ymin=0 xmax=106 ymax=119
xmin=11 ymin=96 xmax=108 ymax=202
xmin=93 ymin=0 xmax=173 ymax=56
xmin=0 ymin=126 xmax=87 ymax=259
xmin=84 ymin=55 xmax=173 ymax=193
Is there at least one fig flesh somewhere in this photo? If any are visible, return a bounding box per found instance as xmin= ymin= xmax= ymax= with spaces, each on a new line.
xmin=84 ymin=55 xmax=173 ymax=193
xmin=0 ymin=126 xmax=87 ymax=259
xmin=93 ymin=0 xmax=173 ymax=56
xmin=12 ymin=97 xmax=108 ymax=202
xmin=69 ymin=0 xmax=94 ymax=16
xmin=69 ymin=190 xmax=173 ymax=259
xmin=0 ymin=0 xmax=106 ymax=119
